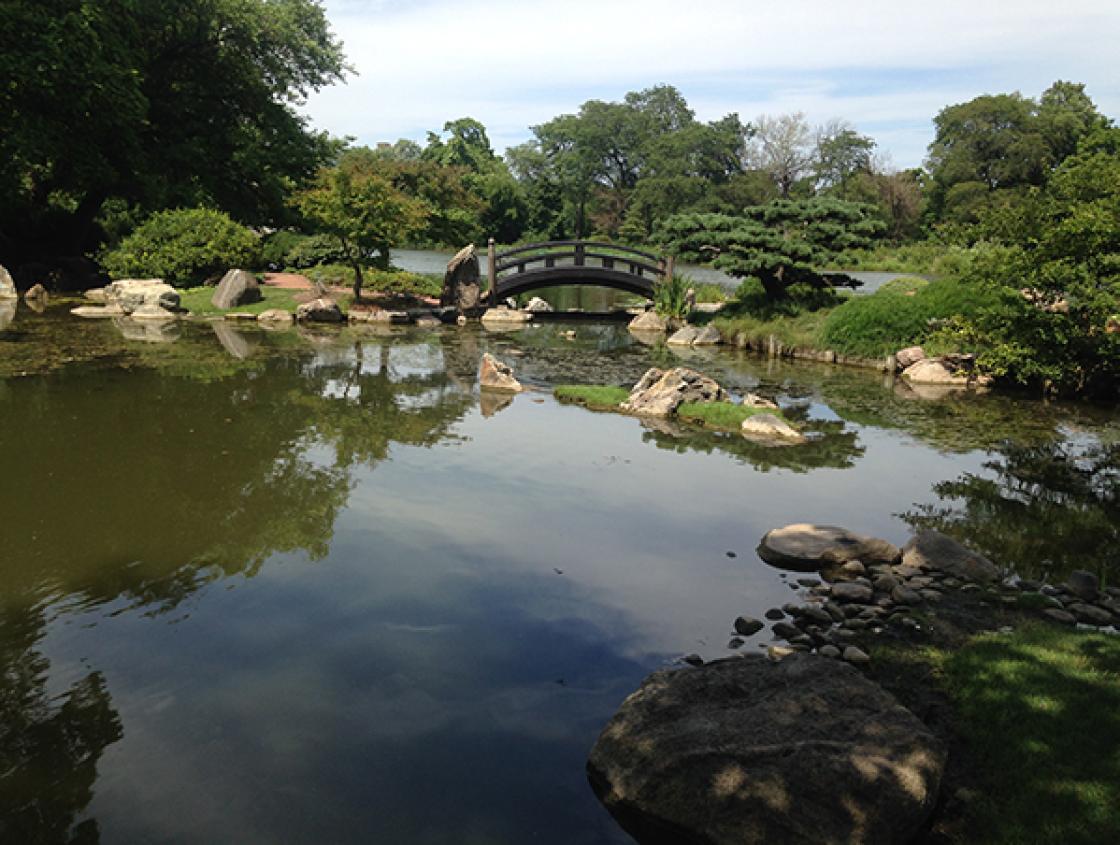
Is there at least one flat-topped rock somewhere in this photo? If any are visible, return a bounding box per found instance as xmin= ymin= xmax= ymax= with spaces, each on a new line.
xmin=71 ymin=305 xmax=126 ymax=319
xmin=480 ymin=306 xmax=531 ymax=324
xmin=588 ymin=654 xmax=945 ymax=845
xmin=666 ymin=325 xmax=700 ymax=346
xmin=902 ymin=530 xmax=998 ymax=583
xmin=257 ymin=309 xmax=294 ymax=326
xmin=758 ymin=524 xmax=901 ymax=572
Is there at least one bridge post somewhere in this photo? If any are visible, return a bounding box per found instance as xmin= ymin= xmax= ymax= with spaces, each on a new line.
xmin=487 ymin=238 xmax=496 ymax=306
xmin=574 ymin=242 xmax=585 ymax=267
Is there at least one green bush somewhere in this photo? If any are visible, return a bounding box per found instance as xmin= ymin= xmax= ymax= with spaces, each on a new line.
xmin=101 ymin=208 xmax=259 ymax=286
xmin=821 ymin=276 xmax=997 ymax=357
xmin=302 ymin=264 xmax=442 ymax=298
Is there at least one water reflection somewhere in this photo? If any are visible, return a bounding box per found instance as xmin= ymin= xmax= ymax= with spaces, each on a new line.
xmin=0 ymin=602 xmax=123 ymax=845
xmin=904 ymin=438 xmax=1120 ymax=583
xmin=0 ymin=310 xmax=1118 ymax=842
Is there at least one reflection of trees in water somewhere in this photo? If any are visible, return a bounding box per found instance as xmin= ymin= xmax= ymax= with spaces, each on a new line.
xmin=904 ymin=440 xmax=1120 ymax=582
xmin=0 ymin=333 xmax=477 ymax=841
xmin=0 ymin=604 xmax=122 ymax=844
xmin=640 ymin=417 xmax=864 ymax=473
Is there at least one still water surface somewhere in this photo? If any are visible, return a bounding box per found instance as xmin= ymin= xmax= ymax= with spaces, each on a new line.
xmin=1 ymin=305 xmax=1117 ymax=842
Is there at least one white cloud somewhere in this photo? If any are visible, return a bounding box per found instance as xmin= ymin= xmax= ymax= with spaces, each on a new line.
xmin=304 ymin=0 xmax=1120 ymax=167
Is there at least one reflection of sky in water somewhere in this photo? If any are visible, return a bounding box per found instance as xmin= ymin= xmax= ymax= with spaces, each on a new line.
xmin=12 ymin=320 xmax=1116 ymax=843
xmin=39 ymin=390 xmax=980 ymax=842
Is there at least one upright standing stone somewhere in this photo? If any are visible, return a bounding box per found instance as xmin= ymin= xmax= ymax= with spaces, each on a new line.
xmin=442 ymin=245 xmax=481 ymax=311
xmin=211 ymin=269 xmax=263 ymax=310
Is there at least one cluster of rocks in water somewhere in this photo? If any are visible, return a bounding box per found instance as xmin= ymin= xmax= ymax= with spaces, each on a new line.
xmin=589 ymin=522 xmax=1118 ymax=844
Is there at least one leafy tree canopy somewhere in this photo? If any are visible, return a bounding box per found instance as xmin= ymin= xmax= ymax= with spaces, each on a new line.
xmin=0 ymin=0 xmax=348 ymax=267
xmin=925 ymin=81 xmax=1108 ymax=224
xmin=658 ymin=198 xmax=885 ymax=301
xmin=292 ymin=151 xmax=427 ymax=299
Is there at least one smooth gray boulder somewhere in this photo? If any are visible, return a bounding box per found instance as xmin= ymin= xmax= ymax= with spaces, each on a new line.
xmin=1065 ymin=570 xmax=1099 ymax=602
xmin=758 ymin=524 xmax=901 ymax=572
xmin=621 ymin=367 xmax=725 ymax=417
xmin=588 ymin=654 xmax=946 ymax=845
xmin=902 ymin=530 xmax=999 ymax=583
xmin=211 ymin=269 xmax=263 ymax=310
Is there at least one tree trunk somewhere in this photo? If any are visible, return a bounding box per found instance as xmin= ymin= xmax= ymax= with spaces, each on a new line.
xmin=760 ymin=271 xmax=787 ymax=301
xmin=352 ymin=261 xmax=363 ymax=302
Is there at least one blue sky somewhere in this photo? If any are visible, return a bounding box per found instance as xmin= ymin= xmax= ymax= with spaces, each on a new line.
xmin=303 ymin=0 xmax=1120 ymax=169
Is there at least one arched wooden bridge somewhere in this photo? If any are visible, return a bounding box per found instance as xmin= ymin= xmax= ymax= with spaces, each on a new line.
xmin=486 ymin=239 xmax=673 ymax=304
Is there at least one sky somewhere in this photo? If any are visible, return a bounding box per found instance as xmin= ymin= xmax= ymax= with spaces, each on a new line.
xmin=302 ymin=0 xmax=1120 ymax=170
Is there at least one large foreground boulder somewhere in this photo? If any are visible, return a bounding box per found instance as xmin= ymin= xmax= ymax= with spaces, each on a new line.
xmin=104 ymin=279 xmax=181 ymax=314
xmin=758 ymin=524 xmax=901 ymax=571
xmin=0 ymin=265 xmax=16 ymax=299
xmin=588 ymin=654 xmax=946 ymax=845
xmin=621 ymin=367 xmax=725 ymax=417
xmin=478 ymin=352 xmax=523 ymax=392
xmin=211 ymin=269 xmax=263 ymax=309
xmin=902 ymin=530 xmax=999 ymax=583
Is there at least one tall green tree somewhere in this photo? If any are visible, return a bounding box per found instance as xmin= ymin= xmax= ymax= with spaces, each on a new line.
xmin=926 ymin=81 xmax=1106 ymax=225
xmin=658 ymin=198 xmax=885 ymax=301
xmin=958 ymin=126 xmax=1120 ymax=395
xmin=0 ymin=0 xmax=347 ymax=270
xmin=292 ymin=154 xmax=427 ymax=300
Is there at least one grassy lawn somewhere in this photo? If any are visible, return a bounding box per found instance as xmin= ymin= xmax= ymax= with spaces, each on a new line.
xmin=179 ymin=285 xmax=302 ymax=316
xmin=937 ymin=623 xmax=1120 ymax=844
xmin=676 ymin=401 xmax=784 ymax=431
xmin=554 ymin=384 xmax=630 ymax=410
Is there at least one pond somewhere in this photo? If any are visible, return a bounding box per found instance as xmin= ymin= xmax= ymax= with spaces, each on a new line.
xmin=1 ymin=303 xmax=1117 ymax=843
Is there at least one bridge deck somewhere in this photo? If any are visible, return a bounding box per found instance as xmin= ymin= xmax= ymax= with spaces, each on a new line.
xmin=486 ymin=240 xmax=672 ymax=304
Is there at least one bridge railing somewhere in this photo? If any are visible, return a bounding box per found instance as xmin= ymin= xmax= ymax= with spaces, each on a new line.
xmin=486 ymin=239 xmax=674 ymax=304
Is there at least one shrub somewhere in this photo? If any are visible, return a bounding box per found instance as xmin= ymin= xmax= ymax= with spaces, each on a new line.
xmin=821 ymin=276 xmax=998 ymax=357
xmin=101 ymin=208 xmax=259 ymax=286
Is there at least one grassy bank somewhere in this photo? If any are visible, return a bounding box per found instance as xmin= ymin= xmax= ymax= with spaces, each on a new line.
xmin=298 ymin=265 xmax=443 ymax=299
xmin=676 ymin=401 xmax=785 ymax=431
xmin=711 ymin=275 xmax=995 ymax=360
xmin=554 ymin=384 xmax=630 ymax=410
xmin=179 ymin=285 xmax=302 ymax=316
xmin=882 ymin=623 xmax=1120 ymax=844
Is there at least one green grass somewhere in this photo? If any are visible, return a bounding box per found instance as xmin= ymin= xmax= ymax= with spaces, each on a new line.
xmin=939 ymin=623 xmax=1120 ymax=844
xmin=712 ymin=306 xmax=834 ymax=352
xmin=299 ymin=264 xmax=443 ymax=298
xmin=676 ymin=401 xmax=786 ymax=431
xmin=178 ymin=285 xmax=302 ymax=316
xmin=554 ymin=384 xmax=630 ymax=410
